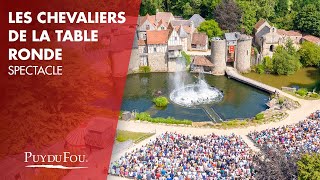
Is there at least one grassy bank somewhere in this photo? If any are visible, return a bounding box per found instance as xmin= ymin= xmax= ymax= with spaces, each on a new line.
xmin=116 ymin=130 xmax=154 ymax=143
xmin=135 ymin=112 xmax=193 ymax=125
xmin=243 ymin=67 xmax=320 ymax=90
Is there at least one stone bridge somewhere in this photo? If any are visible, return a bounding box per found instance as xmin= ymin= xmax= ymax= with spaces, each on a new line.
xmin=225 ymin=67 xmax=278 ymax=94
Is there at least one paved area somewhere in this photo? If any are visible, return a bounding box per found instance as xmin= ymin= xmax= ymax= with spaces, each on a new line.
xmin=185 ymin=50 xmax=211 ymax=56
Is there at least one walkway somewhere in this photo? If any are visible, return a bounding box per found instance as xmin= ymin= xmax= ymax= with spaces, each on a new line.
xmin=185 ymin=50 xmax=211 ymax=56
xmin=225 ymin=67 xmax=301 ymax=101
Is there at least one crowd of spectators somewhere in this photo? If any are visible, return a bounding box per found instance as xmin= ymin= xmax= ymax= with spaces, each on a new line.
xmin=110 ymin=132 xmax=255 ymax=180
xmin=249 ymin=110 xmax=320 ymax=155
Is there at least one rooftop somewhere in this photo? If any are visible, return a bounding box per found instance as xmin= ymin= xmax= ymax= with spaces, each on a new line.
xmin=277 ymin=29 xmax=302 ymax=37
xmin=189 ymin=14 xmax=205 ymax=28
xmin=192 ymin=33 xmax=208 ymax=46
xmin=303 ymin=35 xmax=320 ymax=44
xmin=146 ymin=30 xmax=170 ymax=45
xmin=192 ymin=56 xmax=214 ymax=67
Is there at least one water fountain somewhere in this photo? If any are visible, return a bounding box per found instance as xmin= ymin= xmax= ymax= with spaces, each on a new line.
xmin=169 ymin=59 xmax=224 ymax=108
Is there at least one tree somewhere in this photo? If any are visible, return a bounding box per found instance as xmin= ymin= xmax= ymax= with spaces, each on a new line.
xmin=263 ymin=56 xmax=273 ymax=73
xmin=294 ymin=4 xmax=320 ymax=37
xmin=182 ymin=2 xmax=193 ymax=18
xmin=255 ymin=0 xmax=276 ymax=20
xmin=213 ymin=0 xmax=242 ymax=32
xmin=275 ymin=0 xmax=290 ymax=18
xmin=254 ymin=146 xmax=298 ymax=180
xmin=272 ymin=12 xmax=297 ymax=30
xmin=197 ymin=20 xmax=223 ymax=38
xmin=237 ymin=1 xmax=258 ymax=34
xmin=272 ymin=45 xmax=301 ymax=75
xmin=298 ymin=41 xmax=320 ymax=67
xmin=140 ymin=0 xmax=163 ymax=15
xmin=297 ymin=153 xmax=320 ymax=180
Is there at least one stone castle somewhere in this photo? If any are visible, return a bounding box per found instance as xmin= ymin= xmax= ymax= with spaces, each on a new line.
xmin=210 ymin=32 xmax=253 ymax=75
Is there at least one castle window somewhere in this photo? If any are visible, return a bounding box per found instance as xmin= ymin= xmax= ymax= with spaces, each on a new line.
xmin=270 ymin=45 xmax=275 ymax=52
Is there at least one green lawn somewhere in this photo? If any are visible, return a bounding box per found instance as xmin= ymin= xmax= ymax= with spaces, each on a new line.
xmin=116 ymin=130 xmax=154 ymax=143
xmin=243 ymin=67 xmax=320 ymax=90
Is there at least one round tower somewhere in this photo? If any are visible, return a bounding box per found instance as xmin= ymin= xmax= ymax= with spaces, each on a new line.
xmin=236 ymin=35 xmax=252 ymax=73
xmin=211 ymin=38 xmax=226 ymax=75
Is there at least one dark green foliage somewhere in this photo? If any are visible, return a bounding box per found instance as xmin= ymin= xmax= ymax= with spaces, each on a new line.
xmin=237 ymin=1 xmax=258 ymax=34
xmin=213 ymin=0 xmax=242 ymax=32
xmin=152 ymin=96 xmax=169 ymax=107
xmin=135 ymin=112 xmax=192 ymax=125
xmin=294 ymin=4 xmax=320 ymax=37
xmin=296 ymin=88 xmax=308 ymax=97
xmin=139 ymin=66 xmax=151 ymax=73
xmin=197 ymin=20 xmax=223 ymax=38
xmin=297 ymin=153 xmax=320 ymax=180
xmin=139 ymin=0 xmax=320 ymax=38
xmin=140 ymin=0 xmax=163 ymax=15
xmin=263 ymin=56 xmax=273 ymax=73
xmin=272 ymin=45 xmax=301 ymax=75
xmin=298 ymin=42 xmax=320 ymax=67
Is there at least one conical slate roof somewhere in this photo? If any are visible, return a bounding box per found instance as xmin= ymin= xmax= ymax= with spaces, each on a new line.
xmin=178 ymin=25 xmax=188 ymax=38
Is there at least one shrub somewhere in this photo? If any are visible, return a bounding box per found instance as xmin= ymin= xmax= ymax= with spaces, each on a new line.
xmin=296 ymin=88 xmax=308 ymax=96
xmin=153 ymin=96 xmax=169 ymax=107
xmin=263 ymin=56 xmax=273 ymax=73
xmin=256 ymin=64 xmax=265 ymax=74
xmin=278 ymin=97 xmax=285 ymax=105
xmin=255 ymin=113 xmax=264 ymax=120
xmin=135 ymin=112 xmax=192 ymax=125
xmin=297 ymin=153 xmax=320 ymax=180
xmin=181 ymin=51 xmax=191 ymax=66
xmin=310 ymin=93 xmax=319 ymax=98
xmin=139 ymin=66 xmax=151 ymax=73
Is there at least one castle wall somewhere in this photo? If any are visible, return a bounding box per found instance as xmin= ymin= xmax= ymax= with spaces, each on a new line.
xmin=148 ymin=53 xmax=168 ymax=72
xmin=236 ymin=37 xmax=252 ymax=73
xmin=211 ymin=39 xmax=226 ymax=75
xmin=127 ymin=48 xmax=140 ymax=73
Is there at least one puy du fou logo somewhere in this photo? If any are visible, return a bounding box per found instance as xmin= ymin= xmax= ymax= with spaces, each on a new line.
xmin=24 ymin=152 xmax=88 ymax=169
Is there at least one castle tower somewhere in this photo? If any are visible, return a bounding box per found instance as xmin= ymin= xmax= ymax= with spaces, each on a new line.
xmin=211 ymin=38 xmax=227 ymax=75
xmin=236 ymin=35 xmax=252 ymax=73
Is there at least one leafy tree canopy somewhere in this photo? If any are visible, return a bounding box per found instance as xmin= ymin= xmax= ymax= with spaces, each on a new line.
xmin=297 ymin=153 xmax=320 ymax=180
xmin=294 ymin=4 xmax=320 ymax=37
xmin=213 ymin=0 xmax=242 ymax=32
xmin=272 ymin=45 xmax=301 ymax=75
xmin=197 ymin=20 xmax=223 ymax=38
xmin=298 ymin=41 xmax=320 ymax=67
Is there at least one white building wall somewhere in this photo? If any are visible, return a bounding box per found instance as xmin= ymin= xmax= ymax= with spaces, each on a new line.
xmin=168 ymin=30 xmax=182 ymax=46
xmin=148 ymin=44 xmax=167 ymax=53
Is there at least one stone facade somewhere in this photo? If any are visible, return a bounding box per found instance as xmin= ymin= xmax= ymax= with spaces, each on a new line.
xmin=254 ymin=19 xmax=302 ymax=58
xmin=236 ymin=36 xmax=252 ymax=73
xmin=211 ymin=33 xmax=253 ymax=74
xmin=148 ymin=53 xmax=168 ymax=72
xmin=127 ymin=48 xmax=140 ymax=73
xmin=211 ymin=39 xmax=226 ymax=75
